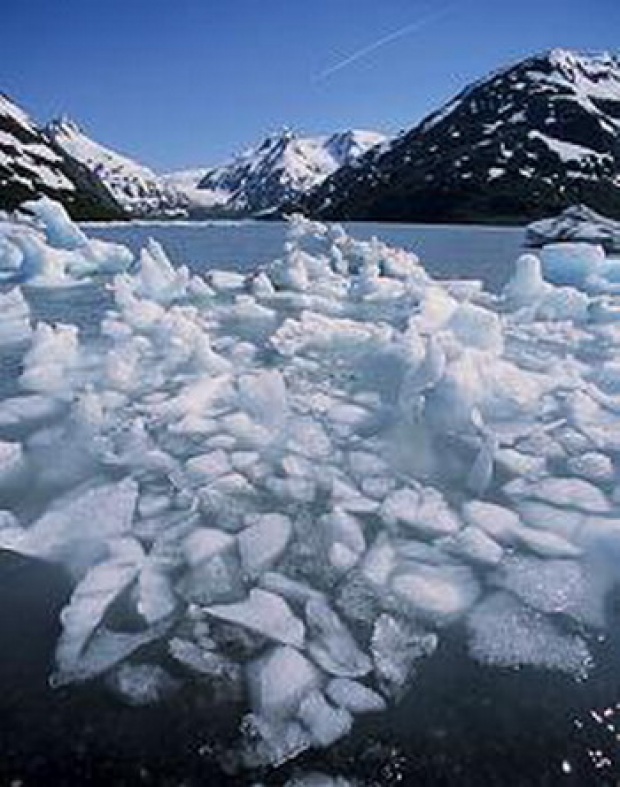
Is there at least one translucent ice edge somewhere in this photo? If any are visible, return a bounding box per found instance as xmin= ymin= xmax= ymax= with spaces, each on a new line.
xmin=0 ymin=196 xmax=133 ymax=289
xmin=1 ymin=202 xmax=620 ymax=769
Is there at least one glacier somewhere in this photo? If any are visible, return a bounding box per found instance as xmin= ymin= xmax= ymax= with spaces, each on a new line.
xmin=1 ymin=200 xmax=620 ymax=770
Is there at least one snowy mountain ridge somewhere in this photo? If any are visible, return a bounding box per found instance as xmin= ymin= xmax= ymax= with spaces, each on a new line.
xmin=46 ymin=117 xmax=189 ymax=218
xmin=300 ymin=49 xmax=620 ymax=224
xmin=190 ymin=128 xmax=387 ymax=216
xmin=0 ymin=94 xmax=123 ymax=220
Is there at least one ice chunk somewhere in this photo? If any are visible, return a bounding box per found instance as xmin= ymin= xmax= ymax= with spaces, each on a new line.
xmin=382 ymin=486 xmax=460 ymax=538
xmin=514 ymin=525 xmax=581 ymax=559
xmin=259 ymin=572 xmax=325 ymax=606
xmin=0 ymin=394 xmax=66 ymax=435
xmin=19 ymin=198 xmax=132 ymax=282
xmin=540 ymin=242 xmax=605 ymax=288
xmin=247 ymin=645 xmax=321 ymax=720
xmin=20 ymin=478 xmax=138 ymax=576
xmin=185 ymin=450 xmax=232 ymax=485
xmin=0 ymin=440 xmax=24 ymax=485
xmin=320 ymin=509 xmax=366 ymax=572
xmin=107 ymin=663 xmax=179 ymax=706
xmin=360 ymin=534 xmax=398 ymax=587
xmin=238 ymin=513 xmax=292 ymax=577
xmin=305 ymin=598 xmax=371 ymax=678
xmin=492 ymin=555 xmax=603 ymax=627
xmin=238 ymin=369 xmax=288 ymax=429
xmin=371 ymin=614 xmax=438 ymax=697
xmin=0 ymin=288 xmax=31 ymax=345
xmin=505 ymin=476 xmax=610 ymax=513
xmin=240 ymin=713 xmax=312 ymax=768
xmin=502 ymin=253 xmax=546 ymax=308
xmin=446 ymin=302 xmax=503 ymax=353
xmin=51 ymin=617 xmax=172 ymax=687
xmin=380 ymin=487 xmax=420 ymax=527
xmin=20 ymin=323 xmax=79 ymax=398
xmin=54 ymin=538 xmax=144 ymax=679
xmin=131 ymin=239 xmax=189 ymax=304
xmin=439 ymin=526 xmax=504 ymax=567
xmin=178 ymin=548 xmax=244 ymax=606
xmin=517 ymin=500 xmax=584 ymax=539
xmin=566 ymin=452 xmax=614 ymax=484
xmin=326 ymin=678 xmax=386 ymax=714
xmin=23 ymin=196 xmax=88 ymax=250
xmin=391 ymin=563 xmax=480 ymax=625
xmin=467 ymin=592 xmax=592 ymax=678
xmin=169 ymin=637 xmax=241 ymax=684
xmin=137 ymin=562 xmax=178 ymax=623
xmin=182 ymin=528 xmax=235 ymax=565
xmin=462 ymin=501 xmax=522 ymax=544
xmin=206 ymin=589 xmax=305 ymax=647
xmin=297 ymin=689 xmax=352 ymax=748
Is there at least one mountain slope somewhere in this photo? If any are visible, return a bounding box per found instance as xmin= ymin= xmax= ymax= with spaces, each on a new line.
xmin=47 ymin=118 xmax=188 ymax=218
xmin=195 ymin=129 xmax=386 ymax=216
xmin=0 ymin=95 xmax=123 ymax=220
xmin=301 ymin=50 xmax=620 ymax=224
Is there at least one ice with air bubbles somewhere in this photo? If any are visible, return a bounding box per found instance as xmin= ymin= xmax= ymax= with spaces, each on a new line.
xmin=2 ymin=197 xmax=620 ymax=769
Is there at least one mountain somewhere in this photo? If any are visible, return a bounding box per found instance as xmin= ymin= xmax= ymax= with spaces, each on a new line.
xmin=161 ymin=167 xmax=229 ymax=213
xmin=526 ymin=204 xmax=620 ymax=251
xmin=47 ymin=117 xmax=188 ymax=218
xmin=300 ymin=49 xmax=620 ymax=224
xmin=192 ymin=128 xmax=387 ymax=216
xmin=0 ymin=94 xmax=123 ymax=220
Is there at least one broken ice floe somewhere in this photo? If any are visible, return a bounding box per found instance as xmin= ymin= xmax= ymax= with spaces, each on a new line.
xmin=0 ymin=196 xmax=133 ymax=287
xmin=2 ymin=203 xmax=620 ymax=769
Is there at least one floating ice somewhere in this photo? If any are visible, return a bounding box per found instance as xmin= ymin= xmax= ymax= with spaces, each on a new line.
xmin=2 ymin=203 xmax=620 ymax=768
xmin=540 ymin=242 xmax=606 ymax=289
xmin=0 ymin=440 xmax=24 ymax=487
xmin=467 ymin=592 xmax=592 ymax=677
xmin=248 ymin=645 xmax=321 ymax=721
xmin=297 ymin=689 xmax=353 ymax=748
xmin=325 ymin=678 xmax=386 ymax=714
xmin=238 ymin=513 xmax=292 ymax=576
xmin=0 ymin=196 xmax=134 ymax=286
xmin=107 ymin=663 xmax=179 ymax=706
xmin=206 ymin=589 xmax=305 ymax=647
xmin=0 ymin=288 xmax=31 ymax=345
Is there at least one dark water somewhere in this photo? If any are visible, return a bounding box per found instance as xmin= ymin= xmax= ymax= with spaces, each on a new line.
xmin=2 ymin=222 xmax=620 ymax=786
xmin=2 ymin=549 xmax=620 ymax=786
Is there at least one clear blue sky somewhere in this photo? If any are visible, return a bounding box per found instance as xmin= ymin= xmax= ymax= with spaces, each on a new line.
xmin=2 ymin=0 xmax=618 ymax=172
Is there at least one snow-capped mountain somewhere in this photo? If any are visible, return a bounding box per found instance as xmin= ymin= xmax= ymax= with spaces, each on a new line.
xmin=0 ymin=94 xmax=123 ymax=220
xmin=47 ymin=117 xmax=188 ymax=218
xmin=301 ymin=50 xmax=620 ymax=224
xmin=193 ymin=128 xmax=386 ymax=216
xmin=161 ymin=167 xmax=228 ymax=212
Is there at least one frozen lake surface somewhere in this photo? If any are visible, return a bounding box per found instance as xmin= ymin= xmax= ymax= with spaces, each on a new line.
xmin=1 ymin=212 xmax=620 ymax=786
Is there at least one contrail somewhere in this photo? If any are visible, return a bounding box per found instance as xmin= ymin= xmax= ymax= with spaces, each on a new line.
xmin=315 ymin=4 xmax=455 ymax=82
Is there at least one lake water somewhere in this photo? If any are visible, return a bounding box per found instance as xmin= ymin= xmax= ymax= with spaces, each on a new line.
xmin=84 ymin=220 xmax=527 ymax=293
xmin=2 ymin=221 xmax=620 ymax=787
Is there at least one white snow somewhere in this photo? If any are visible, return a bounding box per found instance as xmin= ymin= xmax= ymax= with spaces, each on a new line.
xmin=529 ymin=130 xmax=606 ymax=163
xmin=47 ymin=117 xmax=186 ymax=218
xmin=194 ymin=128 xmax=386 ymax=215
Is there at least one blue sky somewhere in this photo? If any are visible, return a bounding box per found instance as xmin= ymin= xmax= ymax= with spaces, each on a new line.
xmin=2 ymin=0 xmax=618 ymax=171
